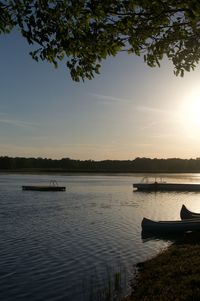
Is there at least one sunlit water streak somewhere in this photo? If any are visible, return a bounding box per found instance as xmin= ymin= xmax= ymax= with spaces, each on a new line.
xmin=1 ymin=173 xmax=200 ymax=300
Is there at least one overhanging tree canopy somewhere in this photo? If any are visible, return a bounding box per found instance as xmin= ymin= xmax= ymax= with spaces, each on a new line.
xmin=1 ymin=0 xmax=200 ymax=81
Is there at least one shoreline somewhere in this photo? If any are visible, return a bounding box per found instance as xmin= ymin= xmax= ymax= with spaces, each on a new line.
xmin=125 ymin=232 xmax=200 ymax=300
xmin=0 ymin=169 xmax=200 ymax=174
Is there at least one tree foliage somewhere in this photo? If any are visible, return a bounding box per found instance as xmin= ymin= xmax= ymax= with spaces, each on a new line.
xmin=1 ymin=0 xmax=200 ymax=81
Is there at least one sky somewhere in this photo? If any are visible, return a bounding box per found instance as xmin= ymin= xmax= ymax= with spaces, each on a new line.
xmin=1 ymin=30 xmax=200 ymax=160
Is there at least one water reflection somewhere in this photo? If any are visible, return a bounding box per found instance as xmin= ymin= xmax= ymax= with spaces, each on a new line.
xmin=1 ymin=173 xmax=200 ymax=301
xmin=141 ymin=231 xmax=185 ymax=243
xmin=142 ymin=229 xmax=200 ymax=245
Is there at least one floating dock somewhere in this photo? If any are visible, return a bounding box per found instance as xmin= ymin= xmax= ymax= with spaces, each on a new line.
xmin=22 ymin=185 xmax=66 ymax=191
xmin=133 ymin=182 xmax=200 ymax=192
xmin=22 ymin=180 xmax=66 ymax=191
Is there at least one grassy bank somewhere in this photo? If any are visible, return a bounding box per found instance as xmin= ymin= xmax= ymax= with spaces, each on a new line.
xmin=126 ymin=233 xmax=200 ymax=301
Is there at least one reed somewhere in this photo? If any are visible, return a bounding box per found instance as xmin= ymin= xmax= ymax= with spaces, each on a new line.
xmin=82 ymin=265 xmax=128 ymax=301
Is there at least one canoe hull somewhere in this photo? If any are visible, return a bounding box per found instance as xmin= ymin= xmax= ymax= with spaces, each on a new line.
xmin=180 ymin=204 xmax=200 ymax=220
xmin=142 ymin=217 xmax=200 ymax=233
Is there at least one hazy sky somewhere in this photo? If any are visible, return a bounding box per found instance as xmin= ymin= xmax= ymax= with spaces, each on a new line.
xmin=1 ymin=30 xmax=200 ymax=160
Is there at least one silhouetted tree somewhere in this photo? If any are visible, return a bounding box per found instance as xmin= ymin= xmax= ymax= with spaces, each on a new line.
xmin=1 ymin=1 xmax=200 ymax=80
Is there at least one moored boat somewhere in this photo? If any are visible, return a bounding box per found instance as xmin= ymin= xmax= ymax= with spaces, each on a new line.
xmin=180 ymin=204 xmax=200 ymax=220
xmin=142 ymin=217 xmax=200 ymax=233
xmin=22 ymin=180 xmax=66 ymax=191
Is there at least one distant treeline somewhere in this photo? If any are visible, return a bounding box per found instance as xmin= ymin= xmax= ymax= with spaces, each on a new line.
xmin=1 ymin=156 xmax=200 ymax=173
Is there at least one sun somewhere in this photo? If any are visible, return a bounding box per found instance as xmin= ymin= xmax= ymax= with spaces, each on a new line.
xmin=177 ymin=89 xmax=200 ymax=141
xmin=181 ymin=93 xmax=200 ymax=127
xmin=187 ymin=94 xmax=200 ymax=126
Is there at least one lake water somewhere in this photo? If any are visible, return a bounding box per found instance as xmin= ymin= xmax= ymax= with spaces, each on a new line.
xmin=1 ymin=173 xmax=200 ymax=301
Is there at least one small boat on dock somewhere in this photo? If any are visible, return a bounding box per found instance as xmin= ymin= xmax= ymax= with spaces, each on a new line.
xmin=142 ymin=217 xmax=200 ymax=233
xmin=180 ymin=205 xmax=200 ymax=220
xmin=22 ymin=180 xmax=66 ymax=191
xmin=133 ymin=177 xmax=200 ymax=192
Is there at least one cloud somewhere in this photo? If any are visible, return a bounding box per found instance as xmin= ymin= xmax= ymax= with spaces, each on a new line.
xmin=89 ymin=93 xmax=131 ymax=104
xmin=136 ymin=105 xmax=169 ymax=114
xmin=0 ymin=117 xmax=38 ymax=128
xmin=135 ymin=105 xmax=182 ymax=130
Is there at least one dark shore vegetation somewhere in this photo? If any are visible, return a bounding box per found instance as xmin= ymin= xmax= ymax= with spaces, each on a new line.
xmin=126 ymin=233 xmax=200 ymax=301
xmin=1 ymin=156 xmax=200 ymax=173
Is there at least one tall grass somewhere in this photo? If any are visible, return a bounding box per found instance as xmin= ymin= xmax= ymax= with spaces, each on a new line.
xmin=82 ymin=264 xmax=129 ymax=301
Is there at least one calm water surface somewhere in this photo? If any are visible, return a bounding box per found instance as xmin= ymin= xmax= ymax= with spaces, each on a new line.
xmin=1 ymin=173 xmax=200 ymax=300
